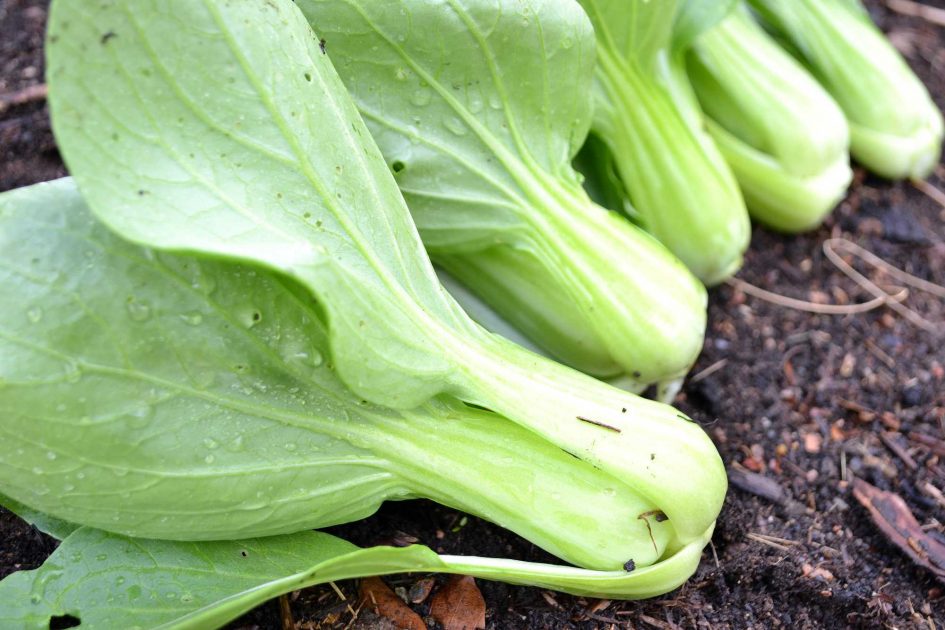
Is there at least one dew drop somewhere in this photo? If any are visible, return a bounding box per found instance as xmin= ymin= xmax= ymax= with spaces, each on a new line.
xmin=410 ymin=87 xmax=432 ymax=106
xmin=126 ymin=298 xmax=152 ymax=322
xmin=561 ymin=36 xmax=574 ymax=49
xmin=127 ymin=404 xmax=154 ymax=429
xmin=284 ymin=442 xmax=297 ymax=452
xmin=26 ymin=307 xmax=43 ymax=323
xmin=96 ymin=554 xmax=108 ymax=561
xmin=32 ymin=466 xmax=43 ymax=475
xmin=488 ymin=94 xmax=503 ymax=110
xmin=203 ymin=437 xmax=219 ymax=450
xmin=602 ymin=487 xmax=616 ymax=497
xmin=228 ymin=434 xmax=245 ymax=452
xmin=468 ymin=95 xmax=484 ymax=114
xmin=127 ymin=585 xmax=142 ymax=601
xmin=63 ymin=484 xmax=75 ymax=492
xmin=444 ymin=116 xmax=468 ymax=136
xmin=395 ymin=67 xmax=409 ymax=81
xmin=238 ymin=306 xmax=262 ymax=328
xmin=180 ymin=311 xmax=203 ymax=326
xmin=45 ymin=451 xmax=57 ymax=461
xmin=204 ymin=454 xmax=216 ymax=464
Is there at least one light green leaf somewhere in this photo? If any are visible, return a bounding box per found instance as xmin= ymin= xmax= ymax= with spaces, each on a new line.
xmin=46 ymin=0 xmax=463 ymax=409
xmin=296 ymin=0 xmax=706 ymax=386
xmin=578 ymin=0 xmax=751 ymax=284
xmin=0 ymin=178 xmax=677 ymax=571
xmin=0 ymin=525 xmax=713 ymax=628
xmin=672 ymin=0 xmax=739 ymax=53
xmin=686 ymin=5 xmax=852 ymax=231
xmin=747 ymin=0 xmax=943 ymax=179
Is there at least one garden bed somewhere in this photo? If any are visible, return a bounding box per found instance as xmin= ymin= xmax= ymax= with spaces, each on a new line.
xmin=2 ymin=1 xmax=944 ymax=627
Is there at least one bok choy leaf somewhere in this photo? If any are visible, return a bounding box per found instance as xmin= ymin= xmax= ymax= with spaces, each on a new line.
xmin=0 ymin=523 xmax=713 ymax=629
xmin=0 ymin=178 xmax=676 ymax=572
xmin=576 ymin=0 xmax=751 ymax=285
xmin=294 ymin=0 xmax=706 ymax=390
xmin=747 ymin=0 xmax=944 ymax=180
xmin=686 ymin=4 xmax=852 ymax=232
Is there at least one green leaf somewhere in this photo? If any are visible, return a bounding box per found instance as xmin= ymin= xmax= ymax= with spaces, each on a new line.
xmin=295 ymin=0 xmax=706 ymax=386
xmin=0 ymin=178 xmax=678 ymax=571
xmin=672 ymin=0 xmax=739 ymax=53
xmin=686 ymin=5 xmax=851 ymax=231
xmin=747 ymin=0 xmax=943 ymax=179
xmin=0 ymin=525 xmax=714 ymax=628
xmin=46 ymin=0 xmax=462 ymax=409
xmin=578 ymin=0 xmax=751 ymax=284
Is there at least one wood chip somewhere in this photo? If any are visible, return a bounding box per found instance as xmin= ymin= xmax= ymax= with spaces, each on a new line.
xmin=851 ymin=478 xmax=945 ymax=583
xmin=359 ymin=577 xmax=425 ymax=630
xmin=728 ymin=468 xmax=784 ymax=504
xmin=430 ymin=575 xmax=486 ymax=630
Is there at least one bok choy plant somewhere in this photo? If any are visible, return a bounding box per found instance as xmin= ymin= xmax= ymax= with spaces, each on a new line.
xmin=747 ymin=0 xmax=944 ymax=180
xmin=576 ymin=0 xmax=751 ymax=285
xmin=0 ymin=0 xmax=726 ymax=619
xmin=0 ymin=180 xmax=712 ymax=619
xmin=293 ymin=0 xmax=707 ymax=392
xmin=686 ymin=4 xmax=852 ymax=232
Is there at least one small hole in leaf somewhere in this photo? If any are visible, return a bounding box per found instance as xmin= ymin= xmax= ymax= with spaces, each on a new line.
xmin=391 ymin=161 xmax=405 ymax=173
xmin=50 ymin=614 xmax=81 ymax=629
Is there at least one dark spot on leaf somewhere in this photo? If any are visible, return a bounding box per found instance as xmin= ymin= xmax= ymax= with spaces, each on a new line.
xmin=100 ymin=31 xmax=116 ymax=45
xmin=632 ymin=370 xmax=641 ymax=378
xmin=650 ymin=453 xmax=655 ymax=461
xmin=391 ymin=160 xmax=405 ymax=173
xmin=240 ymin=550 xmax=248 ymax=557
xmin=50 ymin=615 xmax=81 ymax=629
xmin=319 ymin=38 xmax=327 ymax=54
xmin=621 ymin=407 xmax=626 ymax=413
xmin=137 ymin=189 xmax=148 ymax=196
xmin=623 ymin=559 xmax=635 ymax=572
xmin=252 ymin=311 xmax=261 ymax=322
xmin=304 ymin=72 xmax=312 ymax=82
xmin=654 ymin=511 xmax=668 ymax=522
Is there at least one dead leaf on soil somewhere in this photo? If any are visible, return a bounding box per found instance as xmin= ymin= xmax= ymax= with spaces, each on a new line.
xmin=852 ymin=478 xmax=945 ymax=583
xmin=430 ymin=575 xmax=486 ymax=630
xmin=358 ymin=576 xmax=425 ymax=630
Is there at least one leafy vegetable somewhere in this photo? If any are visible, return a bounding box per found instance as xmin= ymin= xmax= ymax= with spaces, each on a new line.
xmin=0 ymin=524 xmax=714 ymax=629
xmin=0 ymin=178 xmax=676 ymax=573
xmin=576 ymin=0 xmax=751 ymax=285
xmin=293 ymin=0 xmax=706 ymax=389
xmin=686 ymin=5 xmax=852 ymax=232
xmin=747 ymin=0 xmax=944 ymax=180
xmin=44 ymin=0 xmax=725 ymax=547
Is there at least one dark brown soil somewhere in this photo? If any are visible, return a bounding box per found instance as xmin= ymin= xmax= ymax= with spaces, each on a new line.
xmin=2 ymin=1 xmax=945 ymax=628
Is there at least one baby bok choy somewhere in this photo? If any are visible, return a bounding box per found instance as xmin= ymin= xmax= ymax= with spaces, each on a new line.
xmin=0 ymin=179 xmax=708 ymax=607
xmin=294 ymin=0 xmax=706 ymax=392
xmin=685 ymin=4 xmax=852 ymax=232
xmin=577 ymin=0 xmax=751 ymax=285
xmin=747 ymin=0 xmax=944 ymax=180
xmin=3 ymin=0 xmax=727 ymax=602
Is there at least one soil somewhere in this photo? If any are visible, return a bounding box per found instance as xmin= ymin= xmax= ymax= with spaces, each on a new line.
xmin=2 ymin=1 xmax=945 ymax=628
